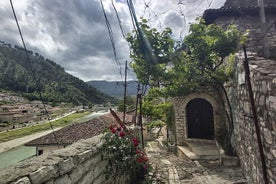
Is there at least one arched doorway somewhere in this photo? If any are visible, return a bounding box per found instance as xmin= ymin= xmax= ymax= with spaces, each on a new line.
xmin=186 ymin=98 xmax=214 ymax=139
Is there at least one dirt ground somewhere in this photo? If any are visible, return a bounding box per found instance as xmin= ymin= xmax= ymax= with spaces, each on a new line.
xmin=145 ymin=140 xmax=247 ymax=184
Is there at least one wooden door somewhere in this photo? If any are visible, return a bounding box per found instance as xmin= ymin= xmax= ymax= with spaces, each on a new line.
xmin=186 ymin=98 xmax=214 ymax=139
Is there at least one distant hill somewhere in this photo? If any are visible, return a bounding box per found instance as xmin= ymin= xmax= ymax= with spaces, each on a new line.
xmin=0 ymin=42 xmax=115 ymax=105
xmin=87 ymin=80 xmax=139 ymax=98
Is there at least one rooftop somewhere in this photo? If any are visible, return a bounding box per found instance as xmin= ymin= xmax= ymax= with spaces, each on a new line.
xmin=223 ymin=0 xmax=275 ymax=8
xmin=203 ymin=0 xmax=276 ymax=24
xmin=25 ymin=112 xmax=133 ymax=146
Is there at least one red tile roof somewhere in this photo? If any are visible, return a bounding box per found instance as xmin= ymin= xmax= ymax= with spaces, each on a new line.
xmin=25 ymin=112 xmax=133 ymax=146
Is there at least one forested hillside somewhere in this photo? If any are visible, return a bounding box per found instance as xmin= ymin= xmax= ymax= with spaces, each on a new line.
xmin=0 ymin=43 xmax=115 ymax=105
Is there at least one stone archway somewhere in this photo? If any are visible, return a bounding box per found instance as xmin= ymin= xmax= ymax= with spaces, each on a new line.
xmin=172 ymin=92 xmax=222 ymax=145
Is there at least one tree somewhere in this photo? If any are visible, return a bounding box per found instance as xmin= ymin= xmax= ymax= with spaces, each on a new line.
xmin=127 ymin=18 xmax=246 ymax=155
xmin=126 ymin=18 xmax=175 ymax=87
xmin=127 ymin=18 xmax=243 ymax=97
xmin=117 ymin=96 xmax=136 ymax=112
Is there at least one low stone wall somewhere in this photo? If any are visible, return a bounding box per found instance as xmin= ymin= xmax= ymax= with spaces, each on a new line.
xmin=0 ymin=135 xmax=130 ymax=184
xmin=227 ymin=52 xmax=276 ymax=184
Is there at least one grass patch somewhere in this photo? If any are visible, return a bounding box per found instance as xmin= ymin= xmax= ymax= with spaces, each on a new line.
xmin=0 ymin=111 xmax=91 ymax=143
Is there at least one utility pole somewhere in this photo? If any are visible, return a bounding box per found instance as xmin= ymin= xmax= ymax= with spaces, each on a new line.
xmin=123 ymin=61 xmax=127 ymax=124
xmin=134 ymin=82 xmax=140 ymax=126
xmin=258 ymin=0 xmax=270 ymax=57
xmin=138 ymin=88 xmax=144 ymax=149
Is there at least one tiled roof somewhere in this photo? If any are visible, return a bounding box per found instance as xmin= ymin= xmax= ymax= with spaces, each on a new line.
xmin=25 ymin=112 xmax=133 ymax=146
xmin=224 ymin=0 xmax=276 ymax=8
xmin=203 ymin=1 xmax=276 ymax=24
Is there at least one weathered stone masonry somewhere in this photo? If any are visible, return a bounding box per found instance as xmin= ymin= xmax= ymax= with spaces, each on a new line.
xmin=227 ymin=52 xmax=276 ymax=184
xmin=0 ymin=135 xmax=130 ymax=184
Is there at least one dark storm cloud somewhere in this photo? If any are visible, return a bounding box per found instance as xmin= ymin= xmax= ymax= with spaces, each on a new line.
xmin=25 ymin=0 xmax=130 ymax=81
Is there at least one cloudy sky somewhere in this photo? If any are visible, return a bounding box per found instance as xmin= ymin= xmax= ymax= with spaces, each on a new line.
xmin=0 ymin=0 xmax=226 ymax=82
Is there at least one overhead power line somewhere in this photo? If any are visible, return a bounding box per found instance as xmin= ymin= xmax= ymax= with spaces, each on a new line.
xmin=111 ymin=0 xmax=126 ymax=38
xmin=99 ymin=0 xmax=123 ymax=80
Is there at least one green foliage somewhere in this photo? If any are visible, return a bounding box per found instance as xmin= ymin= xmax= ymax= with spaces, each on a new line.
xmin=142 ymin=89 xmax=174 ymax=126
xmin=145 ymin=120 xmax=165 ymax=130
xmin=126 ymin=18 xmax=175 ymax=86
xmin=224 ymin=53 xmax=236 ymax=79
xmin=0 ymin=45 xmax=116 ymax=105
xmin=117 ymin=96 xmax=136 ymax=112
xmin=126 ymin=18 xmax=245 ymax=97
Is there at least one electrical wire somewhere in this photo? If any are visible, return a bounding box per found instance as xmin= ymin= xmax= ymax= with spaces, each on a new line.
xmin=126 ymin=0 xmax=151 ymax=91
xmin=207 ymin=0 xmax=214 ymax=7
xmin=99 ymin=0 xmax=123 ymax=80
xmin=111 ymin=0 xmax=126 ymax=38
xmin=142 ymin=0 xmax=162 ymax=29
xmin=9 ymin=0 xmax=60 ymax=146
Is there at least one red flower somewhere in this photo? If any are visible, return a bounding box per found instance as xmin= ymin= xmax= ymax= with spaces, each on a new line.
xmin=143 ymin=156 xmax=149 ymax=162
xmin=132 ymin=137 xmax=138 ymax=143
xmin=136 ymin=150 xmax=141 ymax=154
xmin=109 ymin=124 xmax=115 ymax=130
xmin=111 ymin=128 xmax=117 ymax=133
xmin=137 ymin=157 xmax=144 ymax=163
xmin=132 ymin=137 xmax=139 ymax=146
xmin=119 ymin=131 xmax=125 ymax=137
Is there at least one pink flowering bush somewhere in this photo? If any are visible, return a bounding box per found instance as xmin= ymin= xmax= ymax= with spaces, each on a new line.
xmin=101 ymin=123 xmax=149 ymax=179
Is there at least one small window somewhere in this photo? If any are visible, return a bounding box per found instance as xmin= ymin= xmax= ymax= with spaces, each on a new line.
xmin=38 ymin=149 xmax=43 ymax=155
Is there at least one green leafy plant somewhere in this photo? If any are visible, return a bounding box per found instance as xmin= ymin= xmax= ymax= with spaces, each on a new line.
xmin=126 ymin=18 xmax=245 ymax=97
xmin=101 ymin=123 xmax=149 ymax=180
xmin=145 ymin=120 xmax=165 ymax=130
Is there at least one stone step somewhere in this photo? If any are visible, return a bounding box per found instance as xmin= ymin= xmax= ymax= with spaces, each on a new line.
xmin=177 ymin=140 xmax=221 ymax=160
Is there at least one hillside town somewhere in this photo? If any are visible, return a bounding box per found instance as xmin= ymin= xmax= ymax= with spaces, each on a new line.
xmin=0 ymin=92 xmax=68 ymax=131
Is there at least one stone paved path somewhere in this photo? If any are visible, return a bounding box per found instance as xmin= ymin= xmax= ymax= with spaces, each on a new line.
xmin=145 ymin=139 xmax=247 ymax=184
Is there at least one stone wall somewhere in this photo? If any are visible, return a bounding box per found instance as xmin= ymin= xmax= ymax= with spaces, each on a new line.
xmin=214 ymin=14 xmax=276 ymax=57
xmin=226 ymin=52 xmax=276 ymax=184
xmin=0 ymin=135 xmax=131 ymax=184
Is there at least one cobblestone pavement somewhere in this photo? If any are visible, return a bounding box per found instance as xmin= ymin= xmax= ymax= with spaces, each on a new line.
xmin=145 ymin=139 xmax=247 ymax=184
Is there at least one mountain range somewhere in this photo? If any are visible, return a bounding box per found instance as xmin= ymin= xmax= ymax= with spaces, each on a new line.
xmin=0 ymin=42 xmax=115 ymax=105
xmin=86 ymin=80 xmax=138 ymax=98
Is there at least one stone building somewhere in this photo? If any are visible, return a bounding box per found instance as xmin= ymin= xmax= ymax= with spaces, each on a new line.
xmin=172 ymin=0 xmax=275 ymax=183
xmin=204 ymin=0 xmax=276 ymax=57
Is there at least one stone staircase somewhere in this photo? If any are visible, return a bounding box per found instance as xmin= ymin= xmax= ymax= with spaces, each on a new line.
xmin=177 ymin=140 xmax=240 ymax=167
xmin=177 ymin=140 xmax=221 ymax=160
